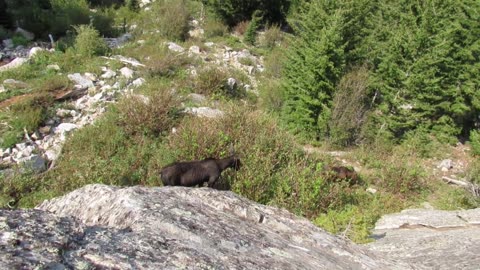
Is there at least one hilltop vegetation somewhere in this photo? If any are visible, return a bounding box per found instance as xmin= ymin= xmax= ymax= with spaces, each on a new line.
xmin=0 ymin=0 xmax=479 ymax=243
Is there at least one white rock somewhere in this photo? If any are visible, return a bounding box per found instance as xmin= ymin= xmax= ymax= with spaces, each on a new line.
xmin=189 ymin=46 xmax=201 ymax=54
xmin=101 ymin=69 xmax=116 ymax=79
xmin=132 ymin=78 xmax=146 ymax=87
xmin=205 ymin=42 xmax=215 ymax=47
xmin=0 ymin=58 xmax=28 ymax=72
xmin=366 ymin=187 xmax=377 ymax=194
xmin=15 ymin=143 xmax=27 ymax=151
xmin=227 ymin=78 xmax=237 ymax=91
xmin=3 ymin=79 xmax=27 ymax=88
xmin=47 ymin=64 xmax=60 ymax=71
xmin=28 ymin=47 xmax=44 ymax=57
xmin=56 ymin=109 xmax=73 ymax=118
xmin=55 ymin=123 xmax=79 ymax=134
xmin=84 ymin=73 xmax=97 ymax=82
xmin=167 ymin=42 xmax=185 ymax=53
xmin=137 ymin=40 xmax=146 ymax=45
xmin=68 ymin=73 xmax=94 ymax=88
xmin=120 ymin=67 xmax=134 ymax=79
xmin=437 ymin=159 xmax=453 ymax=171
xmin=101 ymin=85 xmax=113 ymax=92
xmin=0 ymin=85 xmax=6 ymax=93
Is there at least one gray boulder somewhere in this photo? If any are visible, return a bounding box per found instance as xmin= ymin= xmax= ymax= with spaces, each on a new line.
xmin=29 ymin=184 xmax=406 ymax=269
xmin=368 ymin=208 xmax=480 ymax=269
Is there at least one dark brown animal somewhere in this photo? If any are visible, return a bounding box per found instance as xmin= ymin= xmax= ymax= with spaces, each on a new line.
xmin=160 ymin=155 xmax=241 ymax=187
xmin=327 ymin=165 xmax=359 ymax=185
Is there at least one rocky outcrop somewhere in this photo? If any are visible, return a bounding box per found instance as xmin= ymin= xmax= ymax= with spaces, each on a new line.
xmin=0 ymin=184 xmax=407 ymax=269
xmin=368 ymin=208 xmax=480 ymax=270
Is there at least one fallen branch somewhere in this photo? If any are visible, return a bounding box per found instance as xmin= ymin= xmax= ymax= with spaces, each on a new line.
xmin=442 ymin=176 xmax=480 ymax=197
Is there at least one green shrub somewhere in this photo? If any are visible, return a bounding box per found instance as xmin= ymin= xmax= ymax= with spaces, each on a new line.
xmin=139 ymin=0 xmax=190 ymax=41
xmin=91 ymin=8 xmax=118 ymax=37
xmin=244 ymin=10 xmax=261 ymax=45
xmin=203 ymin=17 xmax=229 ymax=38
xmin=11 ymin=34 xmax=29 ymax=46
xmin=144 ymin=47 xmax=192 ymax=77
xmin=73 ymin=25 xmax=109 ymax=57
xmin=204 ymin=0 xmax=291 ymax=27
xmin=260 ymin=24 xmax=282 ymax=48
xmin=116 ymin=87 xmax=182 ymax=136
xmin=469 ymin=130 xmax=480 ymax=156
xmin=258 ymin=78 xmax=283 ymax=113
xmin=49 ymin=0 xmax=91 ymax=36
xmin=0 ymin=95 xmax=52 ymax=148
xmin=328 ymin=65 xmax=371 ymax=147
xmin=233 ymin=21 xmax=249 ymax=35
xmin=193 ymin=67 xmax=228 ymax=96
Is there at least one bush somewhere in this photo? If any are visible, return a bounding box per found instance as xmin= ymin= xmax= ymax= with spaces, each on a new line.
xmin=203 ymin=17 xmax=229 ymax=38
xmin=116 ymin=87 xmax=182 ymax=136
xmin=91 ymin=8 xmax=118 ymax=37
xmin=233 ymin=21 xmax=249 ymax=35
xmin=259 ymin=24 xmax=283 ymax=48
xmin=0 ymin=95 xmax=52 ymax=148
xmin=11 ymin=34 xmax=29 ymax=46
xmin=139 ymin=0 xmax=190 ymax=41
xmin=328 ymin=65 xmax=371 ymax=147
xmin=49 ymin=0 xmax=90 ymax=36
xmin=144 ymin=47 xmax=192 ymax=77
xmin=73 ymin=25 xmax=109 ymax=57
xmin=244 ymin=10 xmax=261 ymax=45
xmin=469 ymin=130 xmax=480 ymax=156
xmin=204 ymin=0 xmax=291 ymax=27
xmin=193 ymin=67 xmax=229 ymax=96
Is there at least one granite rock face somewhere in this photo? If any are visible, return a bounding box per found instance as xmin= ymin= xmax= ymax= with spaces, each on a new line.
xmin=368 ymin=208 xmax=480 ymax=270
xmin=0 ymin=184 xmax=407 ymax=269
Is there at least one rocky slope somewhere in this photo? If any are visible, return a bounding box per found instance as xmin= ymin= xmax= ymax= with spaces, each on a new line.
xmin=1 ymin=184 xmax=408 ymax=269
xmin=368 ymin=208 xmax=480 ymax=270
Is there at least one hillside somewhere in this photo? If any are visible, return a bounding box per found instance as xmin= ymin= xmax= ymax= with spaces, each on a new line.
xmin=0 ymin=0 xmax=479 ymax=246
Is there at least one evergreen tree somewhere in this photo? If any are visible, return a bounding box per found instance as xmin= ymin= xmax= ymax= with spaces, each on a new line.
xmin=243 ymin=10 xmax=261 ymax=45
xmin=361 ymin=0 xmax=480 ymax=142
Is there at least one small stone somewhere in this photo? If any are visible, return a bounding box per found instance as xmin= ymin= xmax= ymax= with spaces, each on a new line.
xmin=131 ymin=78 xmax=145 ymax=87
xmin=120 ymin=67 xmax=134 ymax=79
xmin=55 ymin=123 xmax=78 ymax=134
xmin=204 ymin=42 xmax=214 ymax=47
xmin=39 ymin=126 xmax=52 ymax=134
xmin=20 ymin=154 xmax=46 ymax=172
xmin=167 ymin=42 xmax=185 ymax=53
xmin=189 ymin=46 xmax=201 ymax=54
xmin=29 ymin=47 xmax=44 ymax=57
xmin=0 ymin=85 xmax=6 ymax=93
xmin=68 ymin=73 xmax=94 ymax=88
xmin=47 ymin=64 xmax=60 ymax=71
xmin=3 ymin=79 xmax=28 ymax=88
xmin=101 ymin=69 xmax=116 ymax=79
xmin=84 ymin=73 xmax=97 ymax=82
xmin=366 ymin=187 xmax=377 ymax=194
xmin=30 ymin=131 xmax=41 ymax=140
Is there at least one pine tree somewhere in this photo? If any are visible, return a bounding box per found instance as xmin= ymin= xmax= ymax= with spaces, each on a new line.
xmin=280 ymin=1 xmax=347 ymax=139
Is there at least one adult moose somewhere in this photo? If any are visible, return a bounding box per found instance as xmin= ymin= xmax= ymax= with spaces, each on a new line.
xmin=160 ymin=146 xmax=241 ymax=188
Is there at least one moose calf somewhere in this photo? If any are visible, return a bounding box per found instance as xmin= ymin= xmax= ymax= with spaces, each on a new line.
xmin=160 ymin=155 xmax=241 ymax=188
